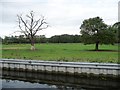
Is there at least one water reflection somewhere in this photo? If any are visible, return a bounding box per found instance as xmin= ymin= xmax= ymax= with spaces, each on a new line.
xmin=2 ymin=70 xmax=120 ymax=90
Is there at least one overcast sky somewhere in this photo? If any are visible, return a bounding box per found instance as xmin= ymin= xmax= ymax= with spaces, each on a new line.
xmin=0 ymin=0 xmax=119 ymax=38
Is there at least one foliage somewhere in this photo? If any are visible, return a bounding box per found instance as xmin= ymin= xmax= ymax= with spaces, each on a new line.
xmin=80 ymin=17 xmax=116 ymax=50
xmin=2 ymin=34 xmax=81 ymax=44
xmin=113 ymin=22 xmax=120 ymax=43
xmin=49 ymin=34 xmax=81 ymax=43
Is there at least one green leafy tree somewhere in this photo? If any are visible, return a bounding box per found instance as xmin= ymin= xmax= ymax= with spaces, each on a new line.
xmin=80 ymin=17 xmax=115 ymax=50
xmin=113 ymin=22 xmax=120 ymax=43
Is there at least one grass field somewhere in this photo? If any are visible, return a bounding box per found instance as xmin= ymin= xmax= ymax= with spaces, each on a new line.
xmin=2 ymin=43 xmax=119 ymax=63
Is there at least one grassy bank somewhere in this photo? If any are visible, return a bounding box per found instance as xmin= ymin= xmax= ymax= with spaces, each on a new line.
xmin=2 ymin=43 xmax=119 ymax=63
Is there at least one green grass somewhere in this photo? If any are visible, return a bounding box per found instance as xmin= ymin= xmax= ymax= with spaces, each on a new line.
xmin=2 ymin=43 xmax=119 ymax=63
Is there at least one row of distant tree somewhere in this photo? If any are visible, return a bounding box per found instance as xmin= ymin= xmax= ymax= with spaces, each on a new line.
xmin=1 ymin=31 xmax=120 ymax=44
xmin=2 ymin=34 xmax=82 ymax=44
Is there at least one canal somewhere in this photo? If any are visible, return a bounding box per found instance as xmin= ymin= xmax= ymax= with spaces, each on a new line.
xmin=1 ymin=70 xmax=120 ymax=90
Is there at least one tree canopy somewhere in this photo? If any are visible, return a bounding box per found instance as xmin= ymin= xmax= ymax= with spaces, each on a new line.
xmin=2 ymin=34 xmax=81 ymax=44
xmin=80 ymin=17 xmax=116 ymax=50
xmin=113 ymin=22 xmax=120 ymax=43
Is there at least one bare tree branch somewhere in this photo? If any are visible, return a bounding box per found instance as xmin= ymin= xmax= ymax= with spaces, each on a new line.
xmin=18 ymin=15 xmax=30 ymax=30
xmin=35 ymin=17 xmax=47 ymax=30
xmin=32 ymin=19 xmax=41 ymax=29
xmin=33 ymin=25 xmax=49 ymax=36
xmin=17 ymin=15 xmax=30 ymax=37
xmin=17 ymin=11 xmax=49 ymax=49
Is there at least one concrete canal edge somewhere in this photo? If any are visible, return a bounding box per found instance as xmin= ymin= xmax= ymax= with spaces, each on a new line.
xmin=0 ymin=59 xmax=120 ymax=79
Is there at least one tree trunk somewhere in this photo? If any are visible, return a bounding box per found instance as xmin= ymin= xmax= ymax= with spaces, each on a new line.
xmin=30 ymin=38 xmax=35 ymax=50
xmin=95 ymin=42 xmax=99 ymax=51
xmin=31 ymin=44 xmax=35 ymax=50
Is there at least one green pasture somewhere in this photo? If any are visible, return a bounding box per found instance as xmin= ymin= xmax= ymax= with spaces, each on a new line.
xmin=2 ymin=43 xmax=119 ymax=63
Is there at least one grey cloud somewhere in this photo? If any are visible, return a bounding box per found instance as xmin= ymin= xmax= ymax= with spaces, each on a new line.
xmin=0 ymin=0 xmax=118 ymax=37
xmin=1 ymin=2 xmax=48 ymax=24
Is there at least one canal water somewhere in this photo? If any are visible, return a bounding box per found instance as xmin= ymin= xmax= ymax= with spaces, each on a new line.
xmin=1 ymin=70 xmax=120 ymax=90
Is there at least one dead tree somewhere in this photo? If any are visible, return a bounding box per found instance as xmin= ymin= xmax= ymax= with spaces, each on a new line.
xmin=17 ymin=11 xmax=49 ymax=50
